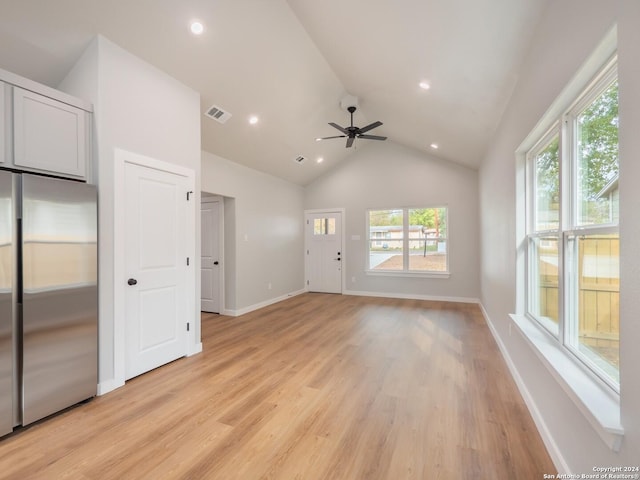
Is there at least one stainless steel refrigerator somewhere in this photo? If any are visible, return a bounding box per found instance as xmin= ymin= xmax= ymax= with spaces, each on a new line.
xmin=0 ymin=171 xmax=97 ymax=437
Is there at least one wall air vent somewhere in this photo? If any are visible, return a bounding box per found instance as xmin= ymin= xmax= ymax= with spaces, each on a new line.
xmin=294 ymin=155 xmax=306 ymax=164
xmin=204 ymin=105 xmax=232 ymax=124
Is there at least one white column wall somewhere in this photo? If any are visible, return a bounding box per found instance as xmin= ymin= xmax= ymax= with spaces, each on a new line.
xmin=59 ymin=36 xmax=201 ymax=394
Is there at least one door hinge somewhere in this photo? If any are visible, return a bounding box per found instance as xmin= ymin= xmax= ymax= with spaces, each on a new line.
xmin=186 ymin=191 xmax=194 ymax=201
xmin=307 ymin=280 xmax=309 ymax=285
xmin=307 ymin=219 xmax=309 ymax=224
xmin=187 ymin=322 xmax=190 ymax=331
xmin=307 ymin=249 xmax=309 ymax=255
xmin=187 ymin=257 xmax=190 ymax=266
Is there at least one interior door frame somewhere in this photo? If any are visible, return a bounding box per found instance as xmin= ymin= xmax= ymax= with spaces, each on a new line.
xmin=304 ymin=208 xmax=346 ymax=294
xmin=113 ymin=148 xmax=199 ymax=390
xmin=201 ymin=194 xmax=224 ymax=313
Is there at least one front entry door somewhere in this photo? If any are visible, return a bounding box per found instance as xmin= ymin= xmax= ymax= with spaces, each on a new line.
xmin=305 ymin=211 xmax=342 ymax=294
xmin=201 ymin=197 xmax=221 ymax=313
xmin=124 ymin=162 xmax=189 ymax=380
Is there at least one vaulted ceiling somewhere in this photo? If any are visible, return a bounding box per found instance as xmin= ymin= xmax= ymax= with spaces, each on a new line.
xmin=0 ymin=0 xmax=547 ymax=185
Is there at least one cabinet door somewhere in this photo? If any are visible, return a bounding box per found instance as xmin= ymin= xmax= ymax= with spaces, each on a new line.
xmin=0 ymin=82 xmax=5 ymax=165
xmin=13 ymin=87 xmax=86 ymax=178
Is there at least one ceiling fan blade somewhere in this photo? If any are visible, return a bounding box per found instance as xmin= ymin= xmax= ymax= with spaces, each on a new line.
xmin=329 ymin=122 xmax=348 ymax=134
xmin=317 ymin=135 xmax=347 ymax=140
xmin=346 ymin=136 xmax=355 ymax=148
xmin=357 ymin=120 xmax=383 ymax=134
xmin=358 ymin=134 xmax=387 ymax=141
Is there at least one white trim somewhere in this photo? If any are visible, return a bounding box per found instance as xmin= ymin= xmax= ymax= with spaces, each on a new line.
xmin=365 ymin=270 xmax=450 ymax=279
xmin=304 ymin=208 xmax=346 ymax=294
xmin=114 ymin=150 xmax=126 ymax=387
xmin=187 ymin=342 xmax=203 ymax=356
xmin=510 ymin=313 xmax=623 ymax=452
xmin=566 ymin=59 xmax=618 ymax=120
xmin=224 ymin=288 xmax=479 ymax=314
xmin=113 ymin=148 xmax=198 ymax=390
xmin=478 ymin=304 xmax=570 ymax=474
xmin=97 ymin=378 xmax=125 ymax=397
xmin=117 ymin=147 xmax=195 ymax=178
xmin=0 ymin=66 xmax=93 ymax=112
xmin=200 ymin=195 xmax=225 ymax=314
xmin=343 ymin=289 xmax=478 ymax=304
xmin=365 ymin=206 xmax=450 ymax=274
xmin=223 ymin=288 xmax=306 ymax=317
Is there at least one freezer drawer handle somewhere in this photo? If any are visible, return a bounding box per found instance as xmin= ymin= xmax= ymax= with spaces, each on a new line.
xmin=127 ymin=278 xmax=138 ymax=286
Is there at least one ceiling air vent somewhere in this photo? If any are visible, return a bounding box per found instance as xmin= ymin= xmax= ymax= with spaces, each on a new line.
xmin=294 ymin=155 xmax=306 ymax=164
xmin=205 ymin=104 xmax=232 ymax=124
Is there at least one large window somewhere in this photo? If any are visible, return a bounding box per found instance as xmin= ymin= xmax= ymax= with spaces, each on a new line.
xmin=525 ymin=58 xmax=619 ymax=389
xmin=367 ymin=207 xmax=448 ymax=274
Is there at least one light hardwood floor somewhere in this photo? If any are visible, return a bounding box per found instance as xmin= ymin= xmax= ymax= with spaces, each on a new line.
xmin=0 ymin=293 xmax=555 ymax=479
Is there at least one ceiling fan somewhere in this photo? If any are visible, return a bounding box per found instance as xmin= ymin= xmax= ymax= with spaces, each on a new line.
xmin=317 ymin=105 xmax=387 ymax=148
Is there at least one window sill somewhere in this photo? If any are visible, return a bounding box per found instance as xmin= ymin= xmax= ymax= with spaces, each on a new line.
xmin=365 ymin=270 xmax=450 ymax=279
xmin=509 ymin=314 xmax=623 ymax=452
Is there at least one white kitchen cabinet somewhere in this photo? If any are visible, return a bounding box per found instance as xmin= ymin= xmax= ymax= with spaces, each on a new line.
xmin=12 ymin=87 xmax=87 ymax=179
xmin=0 ymin=82 xmax=6 ymax=165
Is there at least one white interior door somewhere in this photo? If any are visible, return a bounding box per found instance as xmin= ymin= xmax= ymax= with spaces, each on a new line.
xmin=125 ymin=162 xmax=189 ymax=380
xmin=306 ymin=211 xmax=342 ymax=294
xmin=201 ymin=197 xmax=221 ymax=313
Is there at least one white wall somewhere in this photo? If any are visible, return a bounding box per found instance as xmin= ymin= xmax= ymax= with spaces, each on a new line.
xmin=59 ymin=36 xmax=201 ymax=394
xmin=305 ymin=141 xmax=479 ymax=301
xmin=201 ymin=150 xmax=305 ymax=314
xmin=479 ymin=0 xmax=639 ymax=471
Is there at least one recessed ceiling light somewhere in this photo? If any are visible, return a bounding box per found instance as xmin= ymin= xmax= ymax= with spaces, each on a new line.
xmin=317 ymin=157 xmax=324 ymax=164
xmin=249 ymin=115 xmax=259 ymax=125
xmin=190 ymin=21 xmax=204 ymax=35
xmin=430 ymin=143 xmax=439 ymax=149
xmin=419 ymin=81 xmax=431 ymax=90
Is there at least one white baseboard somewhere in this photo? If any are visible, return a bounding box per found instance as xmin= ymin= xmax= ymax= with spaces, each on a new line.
xmin=223 ymin=289 xmax=307 ymax=317
xmin=187 ymin=342 xmax=203 ymax=356
xmin=343 ymin=288 xmax=479 ymax=304
xmin=98 ymin=342 xmax=202 ymax=396
xmin=478 ymin=303 xmax=569 ymax=474
xmin=97 ymin=377 xmax=125 ymax=396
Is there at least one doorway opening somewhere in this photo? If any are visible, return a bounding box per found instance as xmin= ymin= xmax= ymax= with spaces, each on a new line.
xmin=201 ymin=192 xmax=227 ymax=314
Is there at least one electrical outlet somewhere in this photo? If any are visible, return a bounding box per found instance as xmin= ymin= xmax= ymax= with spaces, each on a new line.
xmin=268 ymin=282 xmax=272 ymax=290
xmin=351 ymin=276 xmax=356 ymax=283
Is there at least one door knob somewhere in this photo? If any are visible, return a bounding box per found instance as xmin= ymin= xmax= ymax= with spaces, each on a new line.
xmin=127 ymin=278 xmax=138 ymax=286
xmin=214 ymin=261 xmax=219 ymax=265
